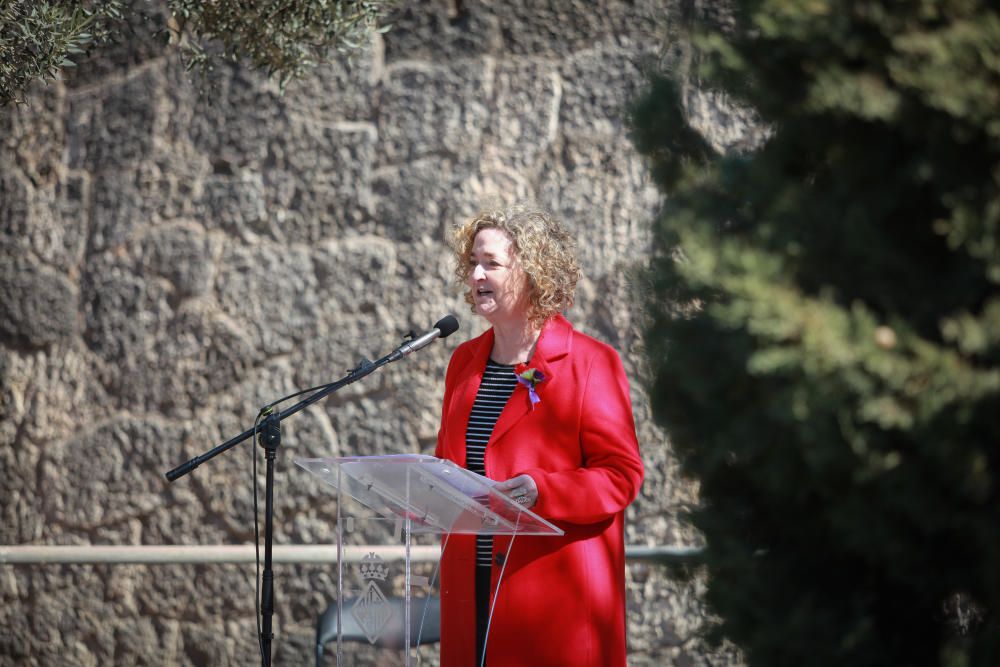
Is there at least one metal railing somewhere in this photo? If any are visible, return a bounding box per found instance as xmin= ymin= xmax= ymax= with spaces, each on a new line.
xmin=0 ymin=544 xmax=701 ymax=565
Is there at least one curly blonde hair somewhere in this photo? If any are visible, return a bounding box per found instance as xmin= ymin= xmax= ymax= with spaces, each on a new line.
xmin=453 ymin=204 xmax=581 ymax=325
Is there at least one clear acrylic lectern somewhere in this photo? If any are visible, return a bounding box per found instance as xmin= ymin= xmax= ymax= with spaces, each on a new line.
xmin=295 ymin=454 xmax=563 ymax=666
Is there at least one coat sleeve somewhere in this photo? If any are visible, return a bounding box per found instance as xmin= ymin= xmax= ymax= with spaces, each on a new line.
xmin=435 ymin=343 xmax=468 ymax=461
xmin=520 ymin=344 xmax=644 ymax=524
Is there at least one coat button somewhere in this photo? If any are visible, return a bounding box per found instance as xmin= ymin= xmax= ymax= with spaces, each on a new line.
xmin=494 ymin=553 xmax=505 ymax=566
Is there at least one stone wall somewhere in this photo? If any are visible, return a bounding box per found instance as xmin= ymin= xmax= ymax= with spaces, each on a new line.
xmin=0 ymin=1 xmax=745 ymax=664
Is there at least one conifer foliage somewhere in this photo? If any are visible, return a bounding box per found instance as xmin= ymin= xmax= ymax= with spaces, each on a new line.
xmin=633 ymin=2 xmax=1000 ymax=665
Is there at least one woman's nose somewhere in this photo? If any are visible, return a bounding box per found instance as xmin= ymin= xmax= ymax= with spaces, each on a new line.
xmin=471 ymin=264 xmax=486 ymax=280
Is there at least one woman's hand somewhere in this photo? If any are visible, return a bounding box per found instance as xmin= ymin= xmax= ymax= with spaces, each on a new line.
xmin=495 ymin=474 xmax=538 ymax=510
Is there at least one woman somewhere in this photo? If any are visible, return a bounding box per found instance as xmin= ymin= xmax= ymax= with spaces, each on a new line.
xmin=435 ymin=204 xmax=644 ymax=666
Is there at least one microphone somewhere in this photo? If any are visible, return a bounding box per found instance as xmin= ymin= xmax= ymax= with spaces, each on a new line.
xmin=388 ymin=315 xmax=460 ymax=361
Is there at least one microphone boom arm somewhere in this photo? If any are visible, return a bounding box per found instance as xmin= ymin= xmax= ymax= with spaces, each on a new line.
xmin=163 ymin=356 xmax=384 ymax=482
xmin=165 ymin=315 xmax=458 ymax=482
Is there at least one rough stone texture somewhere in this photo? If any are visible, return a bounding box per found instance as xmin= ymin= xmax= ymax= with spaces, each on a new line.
xmin=0 ymin=256 xmax=80 ymax=348
xmin=0 ymin=0 xmax=758 ymax=665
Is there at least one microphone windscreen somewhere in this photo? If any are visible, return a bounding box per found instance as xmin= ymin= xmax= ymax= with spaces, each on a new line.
xmin=434 ymin=315 xmax=460 ymax=338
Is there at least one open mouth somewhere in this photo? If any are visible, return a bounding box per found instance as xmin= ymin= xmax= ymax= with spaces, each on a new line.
xmin=476 ymin=287 xmax=494 ymax=297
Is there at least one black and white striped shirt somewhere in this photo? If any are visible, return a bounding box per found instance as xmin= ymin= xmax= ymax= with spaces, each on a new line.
xmin=465 ymin=359 xmax=518 ymax=568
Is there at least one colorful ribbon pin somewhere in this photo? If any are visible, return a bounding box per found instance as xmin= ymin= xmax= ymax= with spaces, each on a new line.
xmin=516 ymin=367 xmax=546 ymax=409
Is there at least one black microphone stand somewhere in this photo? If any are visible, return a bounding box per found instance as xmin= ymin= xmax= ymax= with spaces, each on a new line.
xmin=164 ymin=313 xmax=457 ymax=665
xmin=164 ymin=355 xmax=392 ymax=666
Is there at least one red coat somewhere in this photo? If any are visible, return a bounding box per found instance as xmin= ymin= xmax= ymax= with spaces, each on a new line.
xmin=435 ymin=315 xmax=644 ymax=666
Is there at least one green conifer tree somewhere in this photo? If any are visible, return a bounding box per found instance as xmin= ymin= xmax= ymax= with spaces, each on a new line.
xmin=632 ymin=2 xmax=1000 ymax=665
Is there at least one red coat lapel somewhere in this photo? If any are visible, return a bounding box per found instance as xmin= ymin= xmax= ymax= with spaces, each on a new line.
xmin=488 ymin=315 xmax=573 ymax=448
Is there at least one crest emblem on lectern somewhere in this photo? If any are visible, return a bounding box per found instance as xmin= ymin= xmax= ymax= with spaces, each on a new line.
xmin=351 ymin=552 xmax=393 ymax=644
